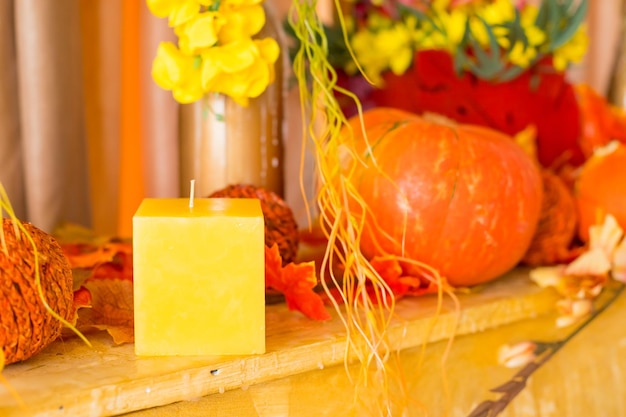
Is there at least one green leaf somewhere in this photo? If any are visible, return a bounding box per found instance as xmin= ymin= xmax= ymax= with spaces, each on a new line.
xmin=498 ymin=65 xmax=525 ymax=83
xmin=550 ymin=0 xmax=588 ymax=50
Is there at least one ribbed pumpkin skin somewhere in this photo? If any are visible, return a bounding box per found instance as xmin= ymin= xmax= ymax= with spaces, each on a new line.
xmin=347 ymin=109 xmax=543 ymax=287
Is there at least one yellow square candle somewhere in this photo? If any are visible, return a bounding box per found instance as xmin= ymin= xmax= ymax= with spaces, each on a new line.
xmin=133 ymin=198 xmax=265 ymax=356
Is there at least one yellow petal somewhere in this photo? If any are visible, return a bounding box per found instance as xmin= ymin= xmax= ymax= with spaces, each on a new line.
xmin=216 ymin=40 xmax=257 ymax=72
xmin=146 ymin=0 xmax=177 ymax=18
xmin=219 ymin=5 xmax=266 ymax=43
xmin=222 ymin=0 xmax=263 ymax=7
xmin=200 ymin=51 xmax=221 ymax=90
xmin=172 ymin=85 xmax=204 ymax=103
xmin=389 ymin=48 xmax=412 ymax=75
xmin=177 ymin=12 xmax=223 ymax=54
xmin=152 ymin=42 xmax=186 ymax=88
xmin=151 ymin=42 xmax=203 ymax=103
xmin=168 ymin=0 xmax=200 ymax=27
xmin=256 ymin=38 xmax=280 ymax=64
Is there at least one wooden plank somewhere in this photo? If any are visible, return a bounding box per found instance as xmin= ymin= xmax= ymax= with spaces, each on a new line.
xmin=122 ymin=282 xmax=626 ymax=417
xmin=0 ymin=269 xmax=559 ymax=417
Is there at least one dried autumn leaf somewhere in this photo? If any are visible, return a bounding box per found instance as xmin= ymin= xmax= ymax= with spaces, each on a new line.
xmin=73 ymin=278 xmax=134 ymax=345
xmin=369 ymin=255 xmax=443 ymax=301
xmin=589 ymin=213 xmax=623 ymax=255
xmin=529 ymin=214 xmax=625 ymax=327
xmin=612 ymin=238 xmax=626 ymax=282
xmin=62 ymin=242 xmax=132 ymax=271
xmin=265 ymin=244 xmax=331 ymax=321
xmin=61 ymin=241 xmax=134 ymax=344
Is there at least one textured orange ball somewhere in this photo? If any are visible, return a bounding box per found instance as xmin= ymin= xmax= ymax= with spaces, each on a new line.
xmin=1 ymin=219 xmax=74 ymax=364
xmin=344 ymin=109 xmax=543 ymax=287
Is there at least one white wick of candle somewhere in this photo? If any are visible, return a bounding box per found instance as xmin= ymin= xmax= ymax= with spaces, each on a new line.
xmin=189 ymin=179 xmax=196 ymax=209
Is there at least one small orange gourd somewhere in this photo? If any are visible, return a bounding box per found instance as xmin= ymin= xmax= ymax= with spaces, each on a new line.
xmin=575 ymin=141 xmax=626 ymax=242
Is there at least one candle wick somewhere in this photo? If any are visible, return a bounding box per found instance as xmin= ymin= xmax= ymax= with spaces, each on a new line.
xmin=189 ymin=179 xmax=196 ymax=209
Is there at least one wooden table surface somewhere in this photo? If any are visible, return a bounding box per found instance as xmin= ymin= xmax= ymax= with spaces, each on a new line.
xmin=1 ymin=269 xmax=624 ymax=417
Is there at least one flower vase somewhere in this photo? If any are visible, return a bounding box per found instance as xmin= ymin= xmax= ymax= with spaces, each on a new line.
xmin=178 ymin=3 xmax=285 ymax=198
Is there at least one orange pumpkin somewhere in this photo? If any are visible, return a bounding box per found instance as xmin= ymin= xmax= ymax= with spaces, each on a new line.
xmin=343 ymin=109 xmax=543 ymax=287
xmin=575 ymin=141 xmax=626 ymax=242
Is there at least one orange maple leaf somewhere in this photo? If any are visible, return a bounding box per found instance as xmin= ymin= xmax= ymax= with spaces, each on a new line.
xmin=74 ymin=278 xmax=134 ymax=345
xmin=369 ymin=255 xmax=443 ymax=301
xmin=62 ymin=242 xmax=132 ymax=273
xmin=265 ymin=244 xmax=331 ymax=321
xmin=62 ymin=241 xmax=134 ymax=344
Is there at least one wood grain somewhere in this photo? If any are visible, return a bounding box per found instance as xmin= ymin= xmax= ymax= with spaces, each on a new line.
xmin=0 ymin=269 xmax=559 ymax=417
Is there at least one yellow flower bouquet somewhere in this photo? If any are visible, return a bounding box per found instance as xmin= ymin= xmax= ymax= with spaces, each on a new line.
xmin=315 ymin=0 xmax=590 ymax=168
xmin=148 ymin=0 xmax=280 ymax=105
xmin=331 ymin=0 xmax=588 ymax=84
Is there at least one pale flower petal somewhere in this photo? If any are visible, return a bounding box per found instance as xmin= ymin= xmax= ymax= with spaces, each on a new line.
xmin=588 ymin=213 xmax=623 ymax=255
xmin=498 ymin=341 xmax=536 ymax=368
xmin=611 ymin=236 xmax=626 ymax=282
xmin=529 ymin=265 xmax=566 ymax=288
xmin=556 ymin=314 xmax=579 ymax=328
xmin=555 ymin=298 xmax=592 ymax=327
xmin=563 ymin=247 xmax=611 ymax=277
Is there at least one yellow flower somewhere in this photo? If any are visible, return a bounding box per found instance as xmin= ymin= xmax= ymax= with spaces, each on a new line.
xmin=470 ymin=0 xmax=514 ymax=46
xmin=152 ymin=42 xmax=204 ymax=103
xmin=445 ymin=9 xmax=468 ymax=47
xmin=175 ymin=11 xmax=225 ymax=55
xmin=375 ymin=25 xmax=414 ymax=75
xmin=552 ymin=25 xmax=589 ymax=72
xmin=218 ymin=4 xmax=266 ymax=43
xmin=425 ymin=8 xmax=466 ymax=51
xmin=481 ymin=0 xmax=515 ymax=24
xmin=507 ymin=41 xmax=537 ymax=68
xmin=222 ymin=0 xmax=263 ymax=7
xmin=350 ymin=18 xmax=416 ymax=84
xmin=147 ymin=0 xmax=202 ymax=27
xmin=201 ymin=38 xmax=279 ymax=105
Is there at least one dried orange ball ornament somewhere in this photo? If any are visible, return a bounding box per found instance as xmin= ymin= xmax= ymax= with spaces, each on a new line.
xmin=522 ymin=170 xmax=578 ymax=266
xmin=209 ymin=184 xmax=299 ymax=264
xmin=1 ymin=219 xmax=75 ymax=364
